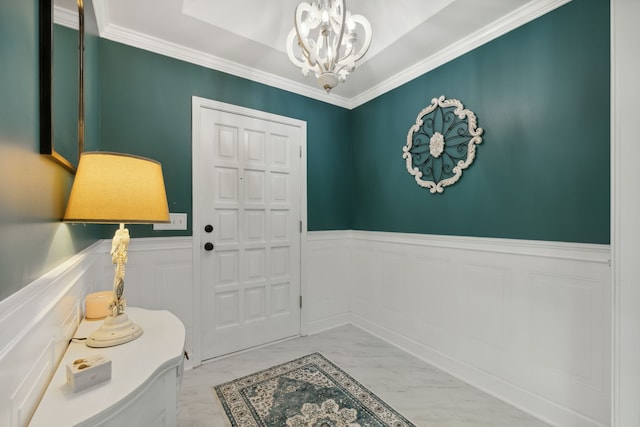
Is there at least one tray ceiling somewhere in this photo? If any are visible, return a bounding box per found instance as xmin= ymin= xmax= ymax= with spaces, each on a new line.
xmin=56 ymin=0 xmax=570 ymax=108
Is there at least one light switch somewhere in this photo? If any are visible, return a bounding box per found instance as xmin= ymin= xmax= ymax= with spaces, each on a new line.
xmin=153 ymin=213 xmax=188 ymax=230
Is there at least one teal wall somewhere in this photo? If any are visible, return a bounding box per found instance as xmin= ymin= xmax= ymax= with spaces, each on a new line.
xmin=53 ymin=25 xmax=80 ymax=163
xmin=96 ymin=0 xmax=609 ymax=244
xmin=97 ymin=41 xmax=352 ymax=237
xmin=84 ymin=15 xmax=100 ymax=152
xmin=0 ymin=0 xmax=610 ymax=303
xmin=350 ymin=0 xmax=610 ymax=244
xmin=0 ymin=0 xmax=101 ymax=302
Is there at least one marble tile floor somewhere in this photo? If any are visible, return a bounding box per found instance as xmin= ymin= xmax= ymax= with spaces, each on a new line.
xmin=177 ymin=324 xmax=551 ymax=427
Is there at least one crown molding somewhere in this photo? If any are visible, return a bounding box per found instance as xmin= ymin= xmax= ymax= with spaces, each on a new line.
xmin=92 ymin=0 xmax=350 ymax=109
xmin=101 ymin=23 xmax=351 ymax=109
xmin=91 ymin=0 xmax=112 ymax=37
xmin=92 ymin=0 xmax=570 ymax=110
xmin=53 ymin=4 xmax=79 ymax=29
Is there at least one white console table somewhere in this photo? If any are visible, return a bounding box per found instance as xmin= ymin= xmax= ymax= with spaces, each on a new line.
xmin=30 ymin=308 xmax=185 ymax=427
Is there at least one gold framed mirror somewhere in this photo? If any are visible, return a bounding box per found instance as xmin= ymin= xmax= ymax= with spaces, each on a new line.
xmin=40 ymin=0 xmax=84 ymax=173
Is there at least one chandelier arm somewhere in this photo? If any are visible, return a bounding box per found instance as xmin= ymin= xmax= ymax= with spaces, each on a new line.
xmin=286 ymin=29 xmax=312 ymax=74
xmin=327 ymin=0 xmax=347 ymax=72
xmin=335 ymin=13 xmax=371 ymax=69
xmin=350 ymin=14 xmax=372 ymax=61
xmin=293 ymin=2 xmax=322 ymax=71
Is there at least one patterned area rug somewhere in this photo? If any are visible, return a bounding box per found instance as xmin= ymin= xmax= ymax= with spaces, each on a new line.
xmin=213 ymin=352 xmax=415 ymax=427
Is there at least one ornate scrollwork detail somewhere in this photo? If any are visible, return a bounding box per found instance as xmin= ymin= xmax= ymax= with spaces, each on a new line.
xmin=403 ymin=95 xmax=483 ymax=193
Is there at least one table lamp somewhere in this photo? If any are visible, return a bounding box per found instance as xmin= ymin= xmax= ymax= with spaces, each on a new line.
xmin=64 ymin=152 xmax=170 ymax=347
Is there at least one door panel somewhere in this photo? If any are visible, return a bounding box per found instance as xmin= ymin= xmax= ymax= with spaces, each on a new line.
xmin=196 ymin=107 xmax=301 ymax=360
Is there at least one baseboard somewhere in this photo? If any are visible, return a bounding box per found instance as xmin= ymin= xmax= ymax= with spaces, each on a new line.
xmin=306 ymin=313 xmax=352 ymax=336
xmin=349 ymin=313 xmax=606 ymax=427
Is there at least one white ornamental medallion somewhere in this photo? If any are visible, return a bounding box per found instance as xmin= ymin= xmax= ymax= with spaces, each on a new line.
xmin=402 ymin=96 xmax=483 ymax=193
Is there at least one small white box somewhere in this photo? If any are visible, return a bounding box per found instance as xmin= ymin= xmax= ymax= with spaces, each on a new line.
xmin=66 ymin=354 xmax=112 ymax=392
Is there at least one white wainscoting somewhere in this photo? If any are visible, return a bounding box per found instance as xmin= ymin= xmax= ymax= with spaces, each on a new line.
xmin=346 ymin=230 xmax=611 ymax=427
xmin=0 ymin=241 xmax=101 ymax=427
xmin=1 ymin=232 xmax=611 ymax=427
xmin=303 ymin=231 xmax=352 ymax=334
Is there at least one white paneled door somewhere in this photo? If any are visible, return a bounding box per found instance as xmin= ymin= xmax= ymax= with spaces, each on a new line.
xmin=193 ymin=99 xmax=304 ymax=361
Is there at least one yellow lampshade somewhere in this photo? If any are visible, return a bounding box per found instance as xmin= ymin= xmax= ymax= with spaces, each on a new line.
xmin=64 ymin=152 xmax=170 ymax=224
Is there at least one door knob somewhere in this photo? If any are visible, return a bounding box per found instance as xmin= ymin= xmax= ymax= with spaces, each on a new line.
xmin=204 ymin=224 xmax=213 ymax=233
xmin=204 ymin=242 xmax=214 ymax=251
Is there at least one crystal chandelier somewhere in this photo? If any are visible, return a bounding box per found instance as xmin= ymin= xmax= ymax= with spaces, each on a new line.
xmin=286 ymin=0 xmax=372 ymax=93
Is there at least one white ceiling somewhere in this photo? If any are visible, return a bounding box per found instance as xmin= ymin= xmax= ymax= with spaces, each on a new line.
xmin=56 ymin=0 xmax=570 ymax=108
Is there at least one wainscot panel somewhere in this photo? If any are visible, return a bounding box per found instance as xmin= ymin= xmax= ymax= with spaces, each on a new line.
xmin=348 ymin=230 xmax=611 ymax=427
xmin=0 ymin=242 xmax=101 ymax=427
xmin=304 ymin=231 xmax=352 ymax=334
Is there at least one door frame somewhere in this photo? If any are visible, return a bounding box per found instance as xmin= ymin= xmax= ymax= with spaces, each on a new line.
xmin=191 ymin=96 xmax=308 ymax=367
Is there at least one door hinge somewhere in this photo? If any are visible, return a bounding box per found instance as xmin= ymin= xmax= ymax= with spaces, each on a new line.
xmin=299 ymin=295 xmax=303 ymax=308
xmin=299 ymin=220 xmax=302 ymax=233
xmin=299 ymin=145 xmax=302 ymax=158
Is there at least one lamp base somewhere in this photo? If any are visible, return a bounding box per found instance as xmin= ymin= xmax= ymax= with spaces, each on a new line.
xmin=86 ymin=312 xmax=143 ymax=348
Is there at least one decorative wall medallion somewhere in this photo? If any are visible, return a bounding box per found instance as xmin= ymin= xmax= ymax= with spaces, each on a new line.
xmin=403 ymin=96 xmax=483 ymax=193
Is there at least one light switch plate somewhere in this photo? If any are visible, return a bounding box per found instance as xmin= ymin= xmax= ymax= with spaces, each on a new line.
xmin=154 ymin=213 xmax=187 ymax=230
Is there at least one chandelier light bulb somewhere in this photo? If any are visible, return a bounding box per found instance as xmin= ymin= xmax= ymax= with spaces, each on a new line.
xmin=322 ymin=10 xmax=329 ymax=24
xmin=347 ymin=17 xmax=355 ymax=32
xmin=300 ymin=22 xmax=309 ymax=37
xmin=286 ymin=0 xmax=372 ymax=93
